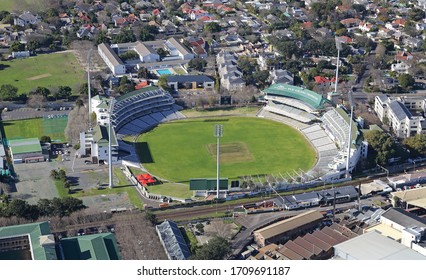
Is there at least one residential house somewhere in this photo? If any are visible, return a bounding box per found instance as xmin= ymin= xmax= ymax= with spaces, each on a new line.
xmin=403 ymin=37 xmax=423 ymax=50
xmin=340 ymin=18 xmax=361 ymax=29
xmin=416 ymin=23 xmax=426 ymax=31
xmin=359 ymin=21 xmax=375 ymax=32
xmin=270 ymin=69 xmax=294 ymax=85
xmin=395 ymin=51 xmax=413 ymax=61
xmin=14 ymin=11 xmax=41 ymax=27
xmin=217 ymin=51 xmax=246 ymax=92
xmin=391 ymin=62 xmax=410 ymax=73
xmin=166 ymin=75 xmax=214 ymax=91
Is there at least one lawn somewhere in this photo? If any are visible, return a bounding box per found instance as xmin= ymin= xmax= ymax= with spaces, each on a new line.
xmin=146 ymin=182 xmax=193 ymax=199
xmin=0 ymin=0 xmax=15 ymax=11
xmin=136 ymin=117 xmax=316 ymax=183
xmin=0 ymin=52 xmax=85 ymax=94
xmin=1 ymin=117 xmax=68 ymax=142
xmin=182 ymin=107 xmax=260 ymax=118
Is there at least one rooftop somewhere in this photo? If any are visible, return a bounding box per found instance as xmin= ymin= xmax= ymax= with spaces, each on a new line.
xmin=381 ymin=208 xmax=426 ymax=229
xmin=333 ymin=231 xmax=426 ymax=260
xmin=9 ymin=138 xmax=42 ymax=154
xmin=98 ymin=43 xmax=124 ymax=67
xmin=0 ymin=222 xmax=57 ymax=260
xmin=61 ymin=233 xmax=121 ymax=260
xmin=115 ymin=86 xmax=160 ymax=102
xmin=93 ymin=124 xmax=118 ymax=146
xmin=263 ymin=84 xmax=329 ymax=109
xmin=167 ymin=75 xmax=214 ymax=83
xmin=254 ymin=210 xmax=323 ymax=239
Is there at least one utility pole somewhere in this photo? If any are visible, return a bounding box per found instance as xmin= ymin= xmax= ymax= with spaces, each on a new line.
xmin=214 ymin=124 xmax=223 ymax=199
xmin=87 ymin=48 xmax=93 ymax=116
xmin=334 ymin=37 xmax=343 ymax=97
xmin=345 ymin=90 xmax=354 ymax=178
xmin=108 ymin=98 xmax=115 ymax=188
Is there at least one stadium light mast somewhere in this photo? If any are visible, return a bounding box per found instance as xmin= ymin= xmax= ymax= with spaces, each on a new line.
xmin=334 ymin=37 xmax=343 ymax=97
xmin=108 ymin=98 xmax=115 ymax=188
xmin=87 ymin=48 xmax=93 ymax=116
xmin=345 ymin=91 xmax=354 ymax=178
xmin=214 ymin=124 xmax=223 ymax=199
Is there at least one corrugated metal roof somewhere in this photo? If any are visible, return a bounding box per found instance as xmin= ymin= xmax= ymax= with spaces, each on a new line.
xmin=156 ymin=220 xmax=191 ymax=260
xmin=304 ymin=233 xmax=332 ymax=251
xmin=0 ymin=221 xmax=57 ymax=260
xmin=284 ymin=240 xmax=313 ymax=259
xmin=254 ymin=210 xmax=323 ymax=239
xmin=168 ymin=37 xmax=191 ymax=55
xmin=381 ymin=208 xmax=426 ymax=228
xmin=321 ymin=226 xmax=349 ymax=243
xmin=277 ymin=247 xmax=304 ymax=260
xmin=167 ymin=75 xmax=214 ymax=83
xmin=312 ymin=230 xmax=339 ymax=247
xmin=61 ymin=233 xmax=120 ymax=260
xmin=334 ymin=231 xmax=426 ymax=260
xmin=293 ymin=236 xmax=323 ymax=255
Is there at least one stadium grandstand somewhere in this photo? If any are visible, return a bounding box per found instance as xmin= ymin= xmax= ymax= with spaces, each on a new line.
xmin=261 ymin=84 xmax=330 ymax=123
xmin=321 ymin=106 xmax=368 ymax=179
xmin=258 ymin=84 xmax=367 ymax=182
xmin=110 ymin=86 xmax=185 ymax=137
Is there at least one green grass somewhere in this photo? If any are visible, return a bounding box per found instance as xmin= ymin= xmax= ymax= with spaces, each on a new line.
xmin=136 ymin=117 xmax=316 ymax=183
xmin=0 ymin=0 xmax=15 ymax=11
xmin=146 ymin=182 xmax=193 ymax=199
xmin=2 ymin=117 xmax=67 ymax=141
xmin=54 ymin=180 xmax=71 ymax=198
xmin=182 ymin=107 xmax=260 ymax=118
xmin=3 ymin=118 xmax=68 ymax=142
xmin=173 ymin=67 xmax=187 ymax=75
xmin=0 ymin=52 xmax=85 ymax=94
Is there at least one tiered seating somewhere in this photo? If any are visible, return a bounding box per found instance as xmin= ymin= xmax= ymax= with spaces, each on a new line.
xmin=267 ymin=96 xmax=315 ymax=113
xmin=264 ymin=102 xmax=317 ymax=123
xmin=321 ymin=109 xmax=349 ymax=149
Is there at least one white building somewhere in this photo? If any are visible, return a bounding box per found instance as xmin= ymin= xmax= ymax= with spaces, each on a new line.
xmin=216 ymin=51 xmax=246 ymax=91
xmin=134 ymin=41 xmax=160 ymax=62
xmin=79 ymin=124 xmax=118 ymax=165
xmin=166 ymin=37 xmax=195 ymax=60
xmin=98 ymin=43 xmax=126 ymax=76
xmin=321 ymin=106 xmax=368 ymax=177
xmin=91 ymin=95 xmax=111 ymax=126
xmin=374 ymin=94 xmax=426 ymax=138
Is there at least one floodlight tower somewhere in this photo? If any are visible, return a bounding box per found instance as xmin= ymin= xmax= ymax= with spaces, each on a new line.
xmin=87 ymin=48 xmax=93 ymax=115
xmin=334 ymin=37 xmax=343 ymax=99
xmin=108 ymin=98 xmax=115 ymax=188
xmin=345 ymin=91 xmax=354 ymax=178
xmin=214 ymin=124 xmax=223 ymax=199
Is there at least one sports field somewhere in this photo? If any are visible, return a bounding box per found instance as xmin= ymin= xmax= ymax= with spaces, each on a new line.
xmin=136 ymin=117 xmax=316 ymax=183
xmin=1 ymin=117 xmax=68 ymax=142
xmin=0 ymin=0 xmax=15 ymax=11
xmin=0 ymin=52 xmax=84 ymax=94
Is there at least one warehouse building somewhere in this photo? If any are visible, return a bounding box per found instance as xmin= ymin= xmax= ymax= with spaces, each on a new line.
xmin=253 ymin=210 xmax=324 ymax=247
xmin=9 ymin=138 xmax=47 ymax=164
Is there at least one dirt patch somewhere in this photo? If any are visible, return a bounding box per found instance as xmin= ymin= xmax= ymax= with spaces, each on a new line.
xmin=26 ymin=73 xmax=52 ymax=80
xmin=192 ymin=218 xmax=240 ymax=245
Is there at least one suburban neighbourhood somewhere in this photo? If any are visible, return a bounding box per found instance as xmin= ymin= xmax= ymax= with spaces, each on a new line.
xmin=1 ymin=0 xmax=426 ymax=265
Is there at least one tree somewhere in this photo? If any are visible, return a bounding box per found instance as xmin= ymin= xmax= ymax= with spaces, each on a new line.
xmin=158 ymin=74 xmax=171 ymax=90
xmin=112 ymin=29 xmax=136 ymax=44
xmin=193 ymin=236 xmax=230 ymax=260
xmin=0 ymin=84 xmax=18 ymax=100
xmin=156 ymin=48 xmax=168 ymax=58
xmin=26 ymin=39 xmax=40 ymax=52
xmin=408 ymin=8 xmax=425 ymax=22
xmin=364 ymin=130 xmax=401 ymax=165
xmin=398 ymin=73 xmax=415 ymax=90
xmin=404 ymin=134 xmax=426 ymax=157
xmin=55 ymin=86 xmax=72 ymax=100
xmin=253 ymin=70 xmax=270 ymax=88
xmin=204 ymin=22 xmax=221 ymax=33
xmin=188 ymin=58 xmax=207 ymax=71
xmin=137 ymin=67 xmax=150 ymax=79
xmin=35 ymin=86 xmax=50 ymax=98
xmin=27 ymin=93 xmax=46 ymax=109
xmin=9 ymin=42 xmax=25 ymax=52
xmin=95 ymin=30 xmax=110 ymax=45
xmin=195 ymin=223 xmax=204 ymax=234
xmin=79 ymin=83 xmax=98 ymax=97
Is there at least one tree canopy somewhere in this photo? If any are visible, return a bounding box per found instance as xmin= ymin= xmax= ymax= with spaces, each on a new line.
xmin=404 ymin=134 xmax=426 ymax=157
xmin=192 ymin=236 xmax=230 ymax=260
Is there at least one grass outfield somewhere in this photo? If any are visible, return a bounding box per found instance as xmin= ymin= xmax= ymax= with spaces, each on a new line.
xmin=0 ymin=52 xmax=84 ymax=94
xmin=136 ymin=117 xmax=316 ymax=183
xmin=2 ymin=117 xmax=67 ymax=141
xmin=0 ymin=0 xmax=15 ymax=11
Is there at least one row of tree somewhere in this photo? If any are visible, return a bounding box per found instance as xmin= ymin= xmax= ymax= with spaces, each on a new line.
xmin=0 ymin=197 xmax=85 ymax=220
